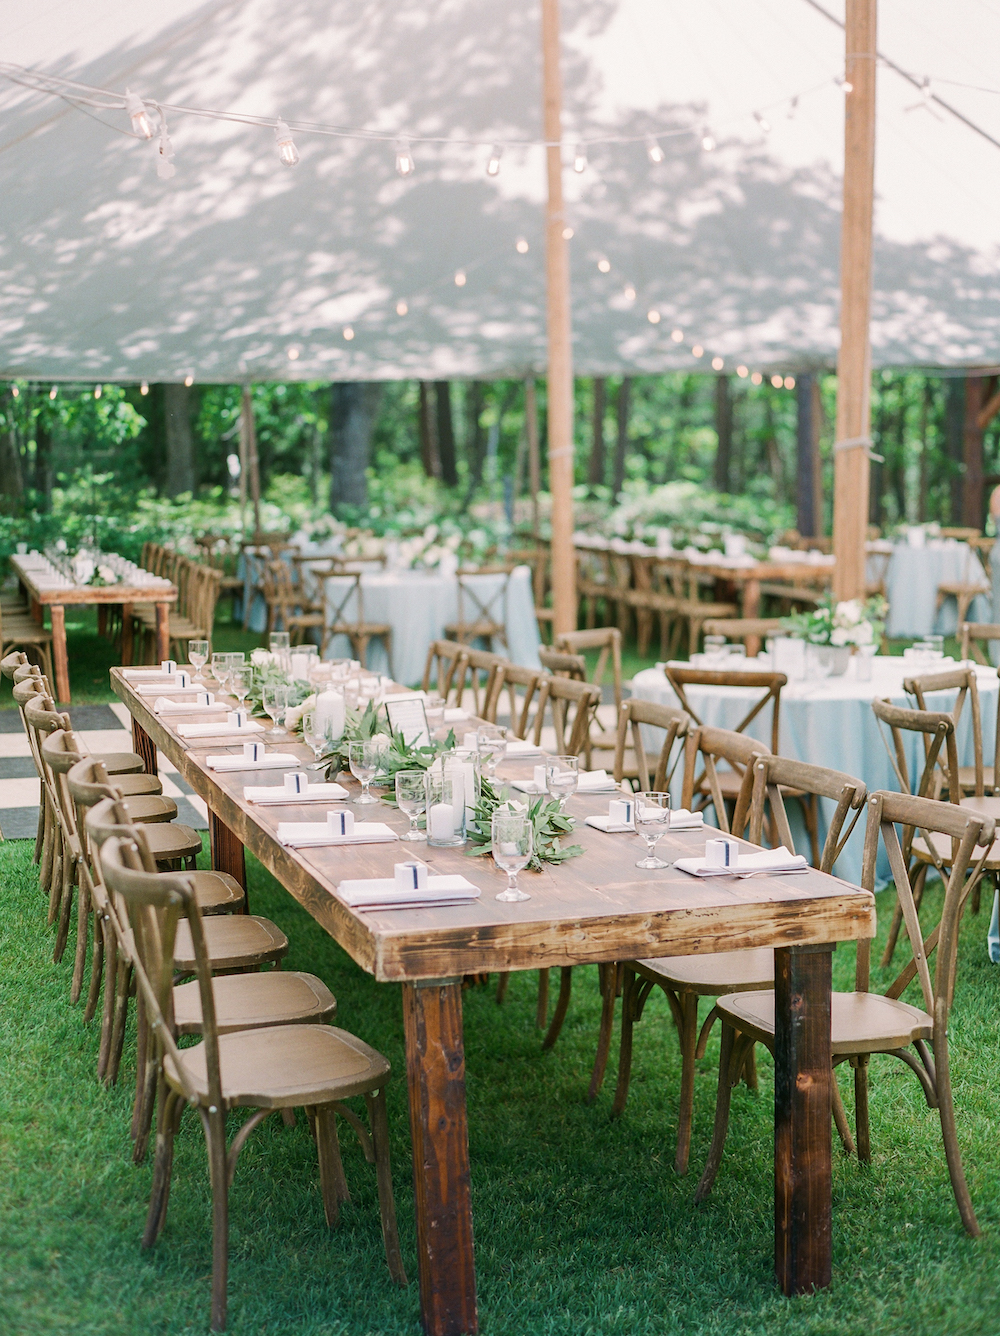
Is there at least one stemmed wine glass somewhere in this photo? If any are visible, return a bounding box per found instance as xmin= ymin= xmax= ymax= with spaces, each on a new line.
xmin=492 ymin=809 xmax=533 ymax=902
xmin=545 ymin=755 xmax=579 ymax=809
xmin=188 ymin=639 xmax=209 ymax=684
xmin=348 ymin=740 xmax=381 ymax=804
xmin=395 ymin=769 xmax=428 ymax=841
xmin=262 ymin=683 xmax=290 ymax=738
xmin=302 ymin=709 xmax=335 ymax=770
xmin=231 ymin=665 xmax=254 ymax=711
xmin=476 ymin=725 xmax=507 ymax=779
xmin=635 ymin=791 xmax=672 ymax=869
xmin=211 ymin=651 xmax=231 ymax=694
xmin=269 ymin=631 xmax=290 ymax=671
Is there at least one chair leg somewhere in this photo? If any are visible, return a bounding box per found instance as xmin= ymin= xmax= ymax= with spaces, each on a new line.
xmin=586 ymin=962 xmax=618 ymax=1103
xmin=71 ymin=875 xmax=90 ymax=1004
xmin=143 ymin=1085 xmax=181 ymax=1248
xmin=542 ymin=967 xmax=573 ymax=1050
xmin=694 ymin=1023 xmax=750 ymax=1203
xmin=831 ymin=1069 xmax=856 ymax=1155
xmin=314 ymin=1104 xmax=351 ymax=1226
xmin=206 ymin=1108 xmax=230 ymax=1332
xmin=53 ymin=851 xmax=75 ymax=964
xmin=106 ymin=956 xmax=131 ymax=1086
xmin=495 ymin=972 xmax=510 ymax=1005
xmin=934 ymin=1044 xmax=981 ymax=1236
xmin=611 ymin=968 xmax=637 ymax=1117
xmin=47 ymin=830 xmax=63 ymax=926
xmin=83 ymin=902 xmax=105 ymax=1023
xmin=675 ymin=993 xmax=700 ymax=1175
xmin=96 ymin=922 xmax=117 ymax=1080
xmin=853 ymin=1056 xmax=871 ymax=1163
xmin=366 ymin=1089 xmax=408 ymax=1285
xmin=535 ymin=968 xmax=550 ymax=1029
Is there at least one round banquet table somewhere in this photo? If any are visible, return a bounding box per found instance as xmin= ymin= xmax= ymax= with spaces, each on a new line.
xmin=873 ymin=540 xmax=990 ymax=638
xmin=631 ymin=656 xmax=999 ymax=885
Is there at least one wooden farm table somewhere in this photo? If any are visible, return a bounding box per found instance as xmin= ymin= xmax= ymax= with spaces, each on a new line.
xmin=688 ymin=556 xmax=833 ymax=653
xmin=12 ymin=555 xmax=176 ymax=703
xmin=111 ymin=668 xmax=875 ymax=1335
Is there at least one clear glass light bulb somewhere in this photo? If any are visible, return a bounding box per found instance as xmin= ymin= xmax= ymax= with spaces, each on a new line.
xmin=701 ymin=132 xmax=716 ymax=152
xmin=343 ymin=326 xmax=354 ymax=341
xmin=454 ymin=271 xmax=466 ymax=287
xmin=562 ymin=226 xmax=574 ymax=240
xmin=124 ymin=89 xmax=153 ymax=139
xmin=49 ymin=386 xmax=57 ymax=400
xmin=11 ymin=386 xmax=19 ymax=398
xmin=94 ymin=385 xmax=102 ymax=399
xmin=396 ymin=300 xmax=408 ymax=315
xmin=395 ymin=142 xmax=414 ymax=176
xmin=486 ymin=144 xmax=502 ymax=176
xmin=287 ymin=347 xmax=299 ymax=360
xmin=274 ymin=120 xmax=299 ymax=168
xmin=572 ymin=144 xmax=587 ymax=173
xmin=671 ymin=328 xmax=683 ymax=342
xmin=140 ymin=382 xmax=149 ymax=395
xmin=771 ymin=373 xmax=783 ymax=388
xmin=645 ymin=135 xmax=664 ymax=164
xmin=515 ymin=237 xmax=529 ymax=254
xmin=692 ymin=345 xmax=704 ymax=358
xmin=647 ymin=309 xmax=660 ymax=324
xmin=624 ymin=285 xmax=636 ymax=301
xmin=713 ymin=356 xmax=725 ymax=371
xmin=597 ymin=257 xmax=611 ymax=273
xmin=784 ymin=376 xmax=796 ymax=389
xmin=751 ymin=371 xmax=763 ymax=385
xmin=184 ymin=375 xmax=193 ymax=387
xmin=736 ymin=365 xmax=748 ymax=378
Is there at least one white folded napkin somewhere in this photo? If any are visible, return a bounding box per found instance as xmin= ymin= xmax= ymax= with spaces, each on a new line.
xmin=444 ymin=708 xmax=469 ymax=723
xmin=504 ymin=739 xmax=542 ymax=758
xmin=337 ymin=873 xmax=480 ymax=909
xmin=675 ymin=846 xmax=809 ymax=878
xmin=136 ymin=683 xmax=208 ymax=698
xmin=277 ymin=821 xmax=397 ymax=848
xmin=245 ymin=781 xmax=350 ymax=804
xmin=512 ymin=769 xmax=616 ymax=795
xmin=122 ymin=668 xmax=179 ymax=678
xmin=585 ymin=809 xmax=704 ymax=833
xmin=176 ymin=720 xmax=264 ymax=738
xmin=206 ymin=752 xmax=300 ymax=772
xmin=154 ymin=697 xmax=228 ymax=714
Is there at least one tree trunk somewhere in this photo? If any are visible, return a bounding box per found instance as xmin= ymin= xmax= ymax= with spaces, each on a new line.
xmin=612 ymin=376 xmax=631 ymax=498
xmin=34 ymin=404 xmax=53 ymax=511
xmin=418 ymin=382 xmax=441 ymax=479
xmin=241 ymin=387 xmax=262 ymax=536
xmin=764 ymin=391 xmax=785 ymax=502
xmin=464 ymin=381 xmax=487 ymax=502
xmin=714 ymin=374 xmax=732 ymax=492
xmin=918 ymin=377 xmax=932 ymax=522
xmin=434 ymin=382 xmax=458 ymax=486
xmin=164 ymin=383 xmax=195 ymax=497
xmin=795 ymin=373 xmax=821 ymax=536
xmin=588 ymin=377 xmax=606 ymax=487
xmin=0 ymin=392 xmax=24 ymax=513
xmin=329 ymin=383 xmax=381 ymax=511
xmin=945 ymin=376 xmax=965 ymax=524
xmin=963 ymin=375 xmax=992 ymax=528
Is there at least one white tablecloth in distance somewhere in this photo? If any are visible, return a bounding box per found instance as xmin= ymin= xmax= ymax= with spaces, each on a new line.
xmin=872 ymin=541 xmax=990 ymax=638
xmin=630 ymin=657 xmax=999 ymax=885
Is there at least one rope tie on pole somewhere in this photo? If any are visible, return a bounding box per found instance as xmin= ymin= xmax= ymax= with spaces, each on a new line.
xmin=834 ymin=434 xmax=884 ymax=462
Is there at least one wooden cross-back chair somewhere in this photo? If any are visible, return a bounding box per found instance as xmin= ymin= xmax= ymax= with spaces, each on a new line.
xmin=452 ymin=648 xmax=505 ymax=719
xmin=0 ymin=601 xmax=55 ymax=685
xmin=613 ymin=751 xmax=867 ymax=1176
xmin=612 ymin=698 xmax=691 ymax=792
xmin=701 ymin=617 xmax=783 ymax=650
xmin=420 ymin=639 xmax=467 ymax=705
xmin=904 ymin=666 xmax=986 ymax=799
xmin=959 ymin=621 xmax=1000 ymax=667
xmin=695 ymin=791 xmax=992 ymax=1238
xmin=484 ymin=662 xmax=542 ymax=739
xmin=321 ymin=569 xmax=393 ymax=672
xmin=262 ymin=559 xmax=325 ymax=647
xmin=936 ymin=542 xmax=990 ymax=629
xmin=576 ymin=545 xmax=616 ymax=629
xmin=655 ymin=558 xmax=737 ymax=657
xmin=97 ymin=832 xmax=406 ymax=1332
xmin=531 ymin=675 xmax=602 ymax=762
xmin=678 ymin=723 xmax=770 ymax=833
xmin=444 ymin=565 xmax=514 ymax=650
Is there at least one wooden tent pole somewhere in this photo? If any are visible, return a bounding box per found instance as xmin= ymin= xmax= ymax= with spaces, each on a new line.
xmin=832 ymin=0 xmax=877 ymax=601
xmin=541 ymin=0 xmax=576 ymax=635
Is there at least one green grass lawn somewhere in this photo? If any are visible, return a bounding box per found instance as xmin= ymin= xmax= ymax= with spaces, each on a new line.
xmin=2 ymin=830 xmax=1000 ymax=1336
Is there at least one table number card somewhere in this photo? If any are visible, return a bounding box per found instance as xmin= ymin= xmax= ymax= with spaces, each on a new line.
xmin=385 ymin=696 xmax=430 ymax=747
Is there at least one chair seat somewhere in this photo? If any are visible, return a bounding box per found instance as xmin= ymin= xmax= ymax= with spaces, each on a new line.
xmin=172 ymin=969 xmax=335 ymax=1034
xmin=188 ymin=870 xmax=246 ymax=914
xmin=331 ymin=621 xmax=392 ymax=636
xmin=636 ymin=947 xmax=774 ymax=995
xmin=165 ymin=1022 xmax=388 ymax=1108
xmin=174 ymin=914 xmax=289 ymax=972
xmin=110 ymin=773 xmax=164 ymax=797
xmin=717 ymin=988 xmax=932 ymax=1056
xmin=445 ymin=620 xmax=505 ymax=639
xmin=94 ymin=751 xmax=146 ymax=776
xmin=113 ymin=794 xmax=178 ymax=824
xmin=142 ymin=822 xmax=203 ymax=863
xmin=912 ymin=826 xmax=1000 ymax=870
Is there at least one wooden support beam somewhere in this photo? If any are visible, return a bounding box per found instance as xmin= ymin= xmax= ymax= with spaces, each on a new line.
xmin=976 ymin=386 xmax=1000 ymax=432
xmin=541 ymin=0 xmax=576 ymax=635
xmin=832 ymin=0 xmax=876 ymax=600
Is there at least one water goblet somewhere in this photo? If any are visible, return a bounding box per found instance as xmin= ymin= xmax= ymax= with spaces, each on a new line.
xmin=635 ymin=791 xmax=671 ymax=869
xmin=302 ymin=709 xmax=335 ymax=768
xmin=262 ymin=683 xmax=290 ymax=738
xmin=492 ymin=810 xmax=533 ymax=902
xmin=424 ymin=693 xmax=446 ymax=734
xmin=269 ymin=631 xmax=291 ymax=673
xmin=476 ymin=724 xmax=507 ymax=779
xmin=231 ymin=665 xmax=254 ymax=710
xmin=545 ymin=755 xmax=579 ymax=808
xmin=396 ymin=769 xmax=428 ymax=841
xmin=211 ymin=651 xmax=231 ymax=693
xmin=187 ymin=638 xmax=209 ymax=683
xmin=348 ymin=740 xmax=381 ymax=804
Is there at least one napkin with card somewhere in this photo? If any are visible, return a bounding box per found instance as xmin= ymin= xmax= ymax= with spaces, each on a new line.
xmin=338 ymin=860 xmax=480 ymax=910
xmin=585 ymin=804 xmax=704 ymax=833
xmin=244 ymin=776 xmax=350 ymax=804
xmin=177 ymin=713 xmax=263 ymax=739
xmin=206 ymin=747 xmax=298 ymax=771
xmin=154 ymin=695 xmax=227 ymax=714
xmin=277 ymin=810 xmax=397 ymax=847
xmin=512 ymin=768 xmax=617 ymax=795
xmin=675 ymin=843 xmax=808 ymax=878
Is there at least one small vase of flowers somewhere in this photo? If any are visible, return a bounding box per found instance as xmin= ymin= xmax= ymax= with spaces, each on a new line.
xmin=780 ymin=594 xmax=887 ymax=676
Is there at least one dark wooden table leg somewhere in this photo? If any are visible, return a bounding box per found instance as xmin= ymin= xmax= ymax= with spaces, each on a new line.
xmin=773 ymin=943 xmax=833 ymax=1296
xmin=403 ymin=978 xmax=477 ymax=1336
xmin=209 ymin=810 xmax=247 ymax=891
xmin=155 ymin=602 xmax=170 ymax=664
xmin=131 ymin=719 xmax=158 ymax=777
xmin=743 ymin=577 xmax=763 ymax=657
xmin=97 ymin=605 xmax=108 ymax=637
xmin=121 ymin=603 xmax=134 ymax=666
xmin=50 ymin=604 xmax=71 ymax=703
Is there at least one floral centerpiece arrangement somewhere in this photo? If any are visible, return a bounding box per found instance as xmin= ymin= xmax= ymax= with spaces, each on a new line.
xmin=465 ymin=779 xmax=584 ymax=870
xmin=779 ymin=594 xmax=887 ymax=673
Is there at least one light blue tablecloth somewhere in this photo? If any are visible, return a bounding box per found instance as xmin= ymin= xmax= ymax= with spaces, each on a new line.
xmin=874 ymin=541 xmax=990 ymax=638
xmin=630 ymin=657 xmax=999 ymax=886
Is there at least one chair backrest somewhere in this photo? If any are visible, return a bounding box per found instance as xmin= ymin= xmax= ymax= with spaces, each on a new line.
xmin=40 ymin=727 xmax=89 ymax=849
xmin=22 ymin=692 xmax=70 ymax=799
xmin=680 ymin=725 xmax=770 ymax=831
xmin=67 ymin=756 xmax=121 ymax=882
xmin=453 ymin=648 xmax=505 ymax=718
xmin=539 ymin=649 xmax=586 ymax=681
xmin=1 ymin=649 xmax=28 ymax=679
xmin=860 ymin=791 xmax=992 ymax=1019
xmin=904 ymin=666 xmax=984 ymax=797
xmin=736 ymin=753 xmax=867 ymax=874
xmin=322 ymin=571 xmax=364 ymax=629
xmin=613 ymin=698 xmax=691 ymax=791
xmin=701 ymin=618 xmax=783 ymax=647
xmin=870 ymin=697 xmax=959 ymax=805
xmin=959 ymin=621 xmax=1000 ymax=667
xmin=941 ymin=527 xmax=981 ymax=543
xmin=420 ymin=639 xmax=467 ymax=701
xmin=98 ymin=833 xmax=219 ymax=1110
xmin=553 ymin=627 xmax=623 ymax=711
xmin=455 ymin=567 xmax=513 ymax=630
xmin=665 ymin=666 xmax=786 ymax=755
xmin=484 ymin=663 xmax=542 ymax=738
xmin=531 ymin=675 xmax=603 ymax=759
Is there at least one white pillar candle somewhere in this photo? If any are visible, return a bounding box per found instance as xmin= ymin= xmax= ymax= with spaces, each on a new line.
xmin=315 ymin=689 xmax=346 ymax=742
xmin=429 ymin=802 xmax=455 ymax=840
xmin=289 ymin=651 xmax=310 ymax=679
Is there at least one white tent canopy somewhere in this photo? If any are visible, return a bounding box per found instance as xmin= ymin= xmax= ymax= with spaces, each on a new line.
xmin=1 ymin=0 xmax=999 ymax=384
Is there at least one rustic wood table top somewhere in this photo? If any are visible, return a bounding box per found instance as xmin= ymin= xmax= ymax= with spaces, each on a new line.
xmin=12 ymin=554 xmax=177 ymax=606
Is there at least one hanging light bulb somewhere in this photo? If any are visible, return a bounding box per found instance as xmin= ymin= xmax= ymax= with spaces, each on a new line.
xmin=343 ymin=326 xmax=355 ymax=340
xmin=515 ymin=237 xmax=529 ymax=254
xmin=454 ymin=270 xmax=467 ymax=288
xmin=700 ymin=130 xmax=716 ymax=152
xmin=184 ymin=374 xmax=194 ymax=387
xmin=124 ymin=89 xmax=154 ymax=140
xmin=572 ymin=144 xmax=587 ymax=173
xmin=647 ymin=309 xmax=660 ymax=324
xmin=49 ymin=386 xmax=57 ymax=400
xmin=712 ymin=356 xmax=725 ymax=371
xmin=836 ymin=74 xmax=854 ymax=94
xmin=274 ymin=119 xmax=299 ymax=168
xmin=770 ymin=373 xmax=783 ymax=388
xmin=736 ymin=365 xmax=748 ymax=378
xmin=140 ymin=382 xmax=149 ymax=395
xmin=691 ymin=344 xmax=704 ymax=358
xmin=395 ymin=140 xmax=415 ymax=176
xmin=94 ymin=384 xmax=102 ymax=399
xmin=750 ymin=371 xmax=763 ymax=385
xmin=670 ymin=328 xmax=683 ymax=342
xmin=623 ymin=284 xmax=636 ymax=302
xmin=486 ymin=144 xmax=503 ymax=177
xmin=11 ymin=385 xmax=19 ymax=398
xmin=562 ymin=225 xmax=574 ymax=240
xmin=645 ymin=135 xmax=664 ymax=164
xmin=597 ymin=257 xmax=611 ymax=273
xmin=396 ymin=300 xmax=408 ymax=316
xmin=784 ymin=376 xmax=796 ymax=389
xmin=287 ymin=346 xmax=300 ymax=360
xmin=156 ymin=109 xmax=176 ymax=179
xmin=753 ymin=112 xmax=771 ymax=135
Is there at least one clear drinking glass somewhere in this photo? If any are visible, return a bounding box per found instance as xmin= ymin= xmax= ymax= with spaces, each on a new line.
xmin=262 ymin=683 xmax=290 ymax=737
xmin=269 ymin=631 xmax=291 ymax=673
xmin=545 ymin=755 xmax=579 ymax=807
xmin=231 ymin=665 xmax=253 ymax=708
xmin=425 ymin=693 xmax=446 ymax=733
xmin=703 ymin=635 xmax=727 ymax=664
xmin=348 ymin=740 xmax=381 ymax=804
xmin=635 ymin=791 xmax=672 ymax=869
xmin=211 ymin=651 xmax=231 ymax=693
xmin=476 ymin=724 xmax=507 ymax=778
xmin=492 ymin=810 xmax=533 ymax=902
xmin=396 ymin=769 xmax=428 ymax=841
xmin=302 ymin=709 xmax=334 ymax=768
xmin=188 ymin=638 xmax=209 ymax=683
